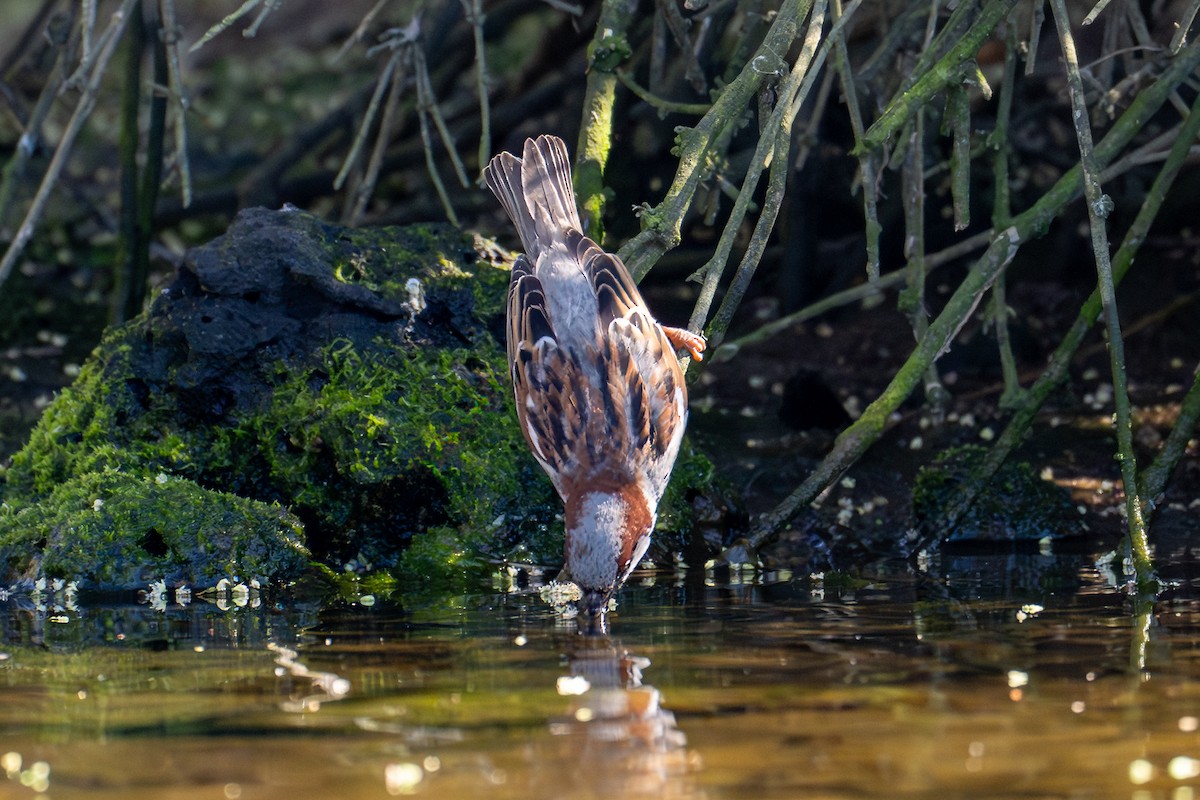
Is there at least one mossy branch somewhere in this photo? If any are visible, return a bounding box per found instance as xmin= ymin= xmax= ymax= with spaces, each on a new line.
xmin=687 ymin=0 xmax=857 ymax=349
xmin=741 ymin=36 xmax=1200 ymax=552
xmin=702 ymin=0 xmax=864 ymax=355
xmin=575 ymin=0 xmax=637 ymax=241
xmin=932 ymin=71 xmax=1200 ymax=563
xmin=617 ymin=0 xmax=810 ymax=281
xmin=856 ymin=0 xmax=1019 ymax=155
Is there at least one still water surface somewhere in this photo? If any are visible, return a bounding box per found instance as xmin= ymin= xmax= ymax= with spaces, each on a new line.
xmin=3 ymin=556 xmax=1200 ymax=799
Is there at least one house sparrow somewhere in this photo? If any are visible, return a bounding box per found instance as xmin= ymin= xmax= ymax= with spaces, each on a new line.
xmin=484 ymin=135 xmax=705 ymax=619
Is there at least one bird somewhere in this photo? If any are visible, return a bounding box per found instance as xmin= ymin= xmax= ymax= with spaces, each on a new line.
xmin=483 ymin=135 xmax=705 ymax=620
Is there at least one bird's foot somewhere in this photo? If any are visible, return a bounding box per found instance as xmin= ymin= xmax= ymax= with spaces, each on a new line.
xmin=662 ymin=326 xmax=707 ymax=362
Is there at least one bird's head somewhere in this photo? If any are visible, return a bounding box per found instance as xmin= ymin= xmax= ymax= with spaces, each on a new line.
xmin=564 ymin=486 xmax=655 ymax=621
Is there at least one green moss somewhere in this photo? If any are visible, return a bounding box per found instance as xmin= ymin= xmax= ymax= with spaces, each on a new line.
xmin=912 ymin=445 xmax=1083 ymax=542
xmin=0 ymin=470 xmax=306 ymax=587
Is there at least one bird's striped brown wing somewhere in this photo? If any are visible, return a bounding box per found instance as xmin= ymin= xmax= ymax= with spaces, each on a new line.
xmin=569 ymin=232 xmax=689 ymax=501
xmin=507 ymin=254 xmax=581 ymax=500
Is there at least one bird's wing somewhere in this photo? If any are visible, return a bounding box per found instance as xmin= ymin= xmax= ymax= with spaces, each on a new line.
xmin=570 ymin=232 xmax=689 ymax=501
xmin=508 ymin=255 xmax=583 ymax=499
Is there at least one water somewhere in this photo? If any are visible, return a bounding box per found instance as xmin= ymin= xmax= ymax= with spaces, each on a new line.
xmin=3 ymin=559 xmax=1200 ymax=799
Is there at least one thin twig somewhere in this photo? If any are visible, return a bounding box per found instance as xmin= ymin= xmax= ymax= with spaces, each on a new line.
xmin=859 ymin=0 xmax=1019 ymax=153
xmin=713 ymin=228 xmax=994 ymax=361
xmin=615 ymin=70 xmax=711 ymax=114
xmin=1049 ymin=0 xmax=1152 ymax=587
xmin=460 ymin=0 xmax=491 ymax=182
xmin=348 ymin=47 xmax=406 ymax=224
xmin=1170 ymin=0 xmax=1200 ymax=53
xmin=1026 ymin=0 xmax=1045 ymax=75
xmin=1138 ymin=364 xmax=1200 ymax=511
xmin=335 ymin=50 xmax=402 ymax=191
xmin=939 ymin=83 xmax=1200 ymax=567
xmin=0 ymin=0 xmax=137 ymax=291
xmin=335 ymin=0 xmax=391 ymax=62
xmin=160 ymin=0 xmax=192 ymax=208
xmin=654 ymin=0 xmax=708 ymax=93
xmin=0 ymin=6 xmax=76 ymax=235
xmin=686 ymin=0 xmax=844 ymax=345
xmin=704 ymin=0 xmax=862 ymax=354
xmin=1082 ymin=0 xmax=1115 ymax=26
xmin=989 ymin=13 xmax=1023 ymax=409
xmin=189 ymin=0 xmax=260 ymax=52
xmin=414 ymin=47 xmax=470 ymax=188
xmin=830 ymin=0 xmax=880 ymax=281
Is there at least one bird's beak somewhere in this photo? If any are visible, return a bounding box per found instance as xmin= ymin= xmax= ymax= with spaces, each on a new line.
xmin=576 ymin=590 xmax=611 ymax=635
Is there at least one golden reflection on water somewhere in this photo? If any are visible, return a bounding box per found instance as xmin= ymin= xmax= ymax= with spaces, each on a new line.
xmin=3 ymin=561 xmax=1200 ymax=798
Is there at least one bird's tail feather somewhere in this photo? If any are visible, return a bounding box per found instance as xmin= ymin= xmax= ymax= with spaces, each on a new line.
xmin=483 ymin=135 xmax=581 ymax=257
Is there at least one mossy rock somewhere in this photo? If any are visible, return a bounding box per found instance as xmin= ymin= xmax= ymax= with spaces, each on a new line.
xmin=0 ymin=470 xmax=306 ymax=588
xmin=911 ymin=445 xmax=1083 ymax=543
xmin=0 ymin=207 xmax=717 ymax=592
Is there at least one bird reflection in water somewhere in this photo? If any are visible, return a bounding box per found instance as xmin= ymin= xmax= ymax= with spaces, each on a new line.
xmin=541 ymin=634 xmax=705 ymax=799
